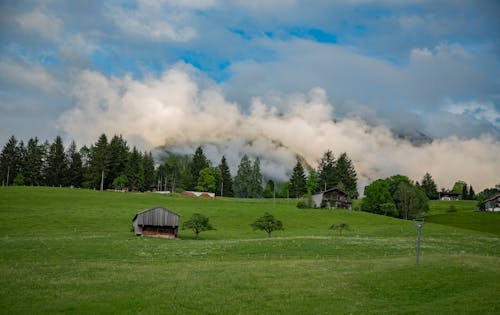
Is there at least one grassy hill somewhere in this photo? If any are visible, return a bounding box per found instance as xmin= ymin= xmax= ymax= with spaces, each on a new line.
xmin=425 ymin=200 xmax=500 ymax=235
xmin=1 ymin=187 xmax=499 ymax=314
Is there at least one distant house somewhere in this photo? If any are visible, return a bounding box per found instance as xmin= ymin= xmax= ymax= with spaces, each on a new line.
xmin=311 ymin=188 xmax=352 ymax=209
xmin=132 ymin=207 xmax=180 ymax=238
xmin=439 ymin=191 xmax=460 ymax=201
xmin=479 ymin=193 xmax=500 ymax=212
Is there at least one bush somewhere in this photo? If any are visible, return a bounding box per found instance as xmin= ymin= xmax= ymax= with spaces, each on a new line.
xmin=296 ymin=200 xmax=307 ymax=209
xmin=13 ymin=173 xmax=25 ymax=186
xmin=296 ymin=193 xmax=315 ymax=209
xmin=447 ymin=205 xmax=457 ymax=213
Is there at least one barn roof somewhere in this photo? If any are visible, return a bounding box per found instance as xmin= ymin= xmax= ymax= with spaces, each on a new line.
xmin=323 ymin=187 xmax=349 ymax=196
xmin=132 ymin=206 xmax=180 ymax=227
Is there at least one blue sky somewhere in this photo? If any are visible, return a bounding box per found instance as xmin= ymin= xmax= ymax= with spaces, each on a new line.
xmin=0 ymin=1 xmax=499 ymax=190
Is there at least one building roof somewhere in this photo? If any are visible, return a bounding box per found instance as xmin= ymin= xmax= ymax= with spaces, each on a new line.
xmin=323 ymin=187 xmax=349 ymax=197
xmin=132 ymin=206 xmax=180 ymax=227
xmin=439 ymin=191 xmax=460 ymax=196
xmin=480 ymin=193 xmax=500 ymax=205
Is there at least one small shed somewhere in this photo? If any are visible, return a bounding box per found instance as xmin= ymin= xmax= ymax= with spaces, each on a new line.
xmin=311 ymin=188 xmax=352 ymax=209
xmin=479 ymin=193 xmax=500 ymax=212
xmin=132 ymin=207 xmax=180 ymax=238
xmin=439 ymin=191 xmax=460 ymax=201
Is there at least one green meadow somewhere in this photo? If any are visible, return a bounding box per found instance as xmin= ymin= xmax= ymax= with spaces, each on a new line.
xmin=0 ymin=187 xmax=499 ymax=314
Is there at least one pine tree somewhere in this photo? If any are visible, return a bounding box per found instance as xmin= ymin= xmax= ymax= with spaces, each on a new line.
xmin=335 ymin=152 xmax=358 ymax=199
xmin=251 ymin=158 xmax=263 ymax=198
xmin=126 ymin=147 xmax=144 ymax=191
xmin=142 ymin=151 xmax=155 ymax=191
xmin=66 ymin=141 xmax=83 ymax=187
xmin=218 ymin=156 xmax=233 ymax=197
xmin=44 ymin=136 xmax=68 ymax=187
xmin=317 ymin=150 xmax=337 ymax=191
xmin=289 ymin=160 xmax=307 ymax=198
xmin=16 ymin=140 xmax=27 ymax=182
xmin=233 ymin=154 xmax=253 ymax=198
xmin=0 ymin=135 xmax=21 ymax=186
xmin=263 ymin=180 xmax=275 ymax=198
xmin=421 ymin=172 xmax=438 ymax=200
xmin=189 ymin=146 xmax=209 ymax=190
xmin=461 ymin=183 xmax=468 ymax=200
xmin=24 ymin=137 xmax=45 ymax=186
xmin=88 ymin=134 xmax=110 ymax=190
xmin=468 ymin=185 xmax=475 ymax=200
xmin=306 ymin=168 xmax=319 ymax=194
xmin=108 ymin=135 xmax=129 ymax=187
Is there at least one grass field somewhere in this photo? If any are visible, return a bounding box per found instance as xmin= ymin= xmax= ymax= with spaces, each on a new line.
xmin=1 ymin=187 xmax=499 ymax=314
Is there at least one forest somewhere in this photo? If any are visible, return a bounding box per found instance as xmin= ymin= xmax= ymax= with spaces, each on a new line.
xmin=0 ymin=134 xmax=358 ymax=199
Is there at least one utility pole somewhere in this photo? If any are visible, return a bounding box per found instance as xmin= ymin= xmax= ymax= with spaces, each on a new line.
xmin=221 ymin=182 xmax=224 ymax=197
xmin=413 ymin=218 xmax=425 ymax=266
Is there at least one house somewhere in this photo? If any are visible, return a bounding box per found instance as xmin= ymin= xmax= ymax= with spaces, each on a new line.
xmin=311 ymin=188 xmax=352 ymax=209
xmin=132 ymin=207 xmax=180 ymax=238
xmin=479 ymin=193 xmax=500 ymax=212
xmin=439 ymin=191 xmax=460 ymax=201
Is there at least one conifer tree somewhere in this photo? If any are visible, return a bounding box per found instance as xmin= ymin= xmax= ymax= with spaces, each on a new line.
xmin=289 ymin=160 xmax=307 ymax=198
xmin=189 ymin=146 xmax=209 ymax=190
xmin=306 ymin=168 xmax=319 ymax=194
xmin=24 ymin=137 xmax=45 ymax=186
xmin=335 ymin=152 xmax=358 ymax=198
xmin=263 ymin=179 xmax=275 ymax=198
xmin=251 ymin=157 xmax=263 ymax=198
xmin=126 ymin=147 xmax=144 ymax=191
xmin=421 ymin=172 xmax=438 ymax=200
xmin=16 ymin=140 xmax=27 ymax=182
xmin=66 ymin=141 xmax=83 ymax=187
xmin=218 ymin=156 xmax=233 ymax=197
xmin=461 ymin=183 xmax=469 ymax=200
xmin=88 ymin=134 xmax=110 ymax=190
xmin=468 ymin=185 xmax=475 ymax=200
xmin=108 ymin=135 xmax=129 ymax=186
xmin=44 ymin=136 xmax=68 ymax=187
xmin=234 ymin=154 xmax=253 ymax=198
xmin=0 ymin=135 xmax=20 ymax=186
xmin=142 ymin=151 xmax=156 ymax=191
xmin=317 ymin=150 xmax=337 ymax=191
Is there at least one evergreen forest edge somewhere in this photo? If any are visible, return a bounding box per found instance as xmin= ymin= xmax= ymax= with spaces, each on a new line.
xmin=0 ymin=134 xmax=497 ymax=221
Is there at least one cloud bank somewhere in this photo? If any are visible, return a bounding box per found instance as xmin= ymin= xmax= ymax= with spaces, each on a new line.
xmin=59 ymin=65 xmax=500 ymax=193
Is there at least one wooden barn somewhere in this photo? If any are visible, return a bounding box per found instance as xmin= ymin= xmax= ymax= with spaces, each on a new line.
xmin=132 ymin=207 xmax=180 ymax=238
xmin=311 ymin=188 xmax=352 ymax=209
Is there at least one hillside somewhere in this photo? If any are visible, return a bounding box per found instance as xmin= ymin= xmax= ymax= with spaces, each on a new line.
xmin=0 ymin=187 xmax=499 ymax=314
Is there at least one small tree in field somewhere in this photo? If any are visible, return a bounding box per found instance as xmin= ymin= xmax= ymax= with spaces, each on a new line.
xmin=329 ymin=223 xmax=350 ymax=236
xmin=183 ymin=213 xmax=215 ymax=240
xmin=251 ymin=212 xmax=284 ymax=238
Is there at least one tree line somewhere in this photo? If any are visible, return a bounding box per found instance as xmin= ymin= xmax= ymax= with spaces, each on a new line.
xmin=0 ymin=134 xmax=155 ymax=191
xmin=0 ymin=134 xmax=359 ymax=199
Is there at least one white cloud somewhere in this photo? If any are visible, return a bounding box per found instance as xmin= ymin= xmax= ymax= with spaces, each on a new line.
xmin=0 ymin=59 xmax=61 ymax=93
xmin=16 ymin=10 xmax=61 ymax=41
xmin=445 ymin=101 xmax=500 ymax=129
xmin=59 ymin=66 xmax=500 ymax=192
xmin=107 ymin=3 xmax=197 ymax=42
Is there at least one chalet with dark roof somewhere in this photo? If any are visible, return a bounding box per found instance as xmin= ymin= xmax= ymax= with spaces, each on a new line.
xmin=311 ymin=188 xmax=352 ymax=209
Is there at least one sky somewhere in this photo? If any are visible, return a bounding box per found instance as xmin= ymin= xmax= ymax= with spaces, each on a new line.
xmin=0 ymin=0 xmax=499 ymax=192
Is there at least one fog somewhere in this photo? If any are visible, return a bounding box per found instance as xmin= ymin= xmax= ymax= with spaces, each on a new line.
xmin=59 ymin=65 xmax=500 ymax=193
